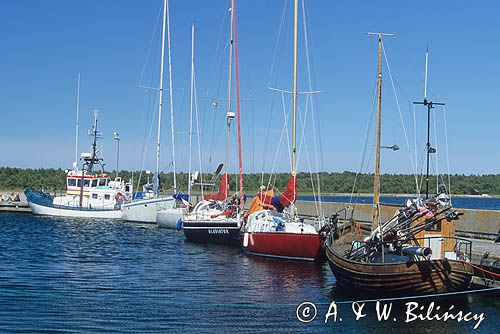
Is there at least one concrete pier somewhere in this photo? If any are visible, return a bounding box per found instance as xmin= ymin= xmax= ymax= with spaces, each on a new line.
xmin=0 ymin=192 xmax=30 ymax=213
xmin=294 ymin=200 xmax=500 ymax=240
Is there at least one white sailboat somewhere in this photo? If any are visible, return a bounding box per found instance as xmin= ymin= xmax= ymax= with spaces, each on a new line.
xmin=122 ymin=0 xmax=184 ymax=224
xmin=156 ymin=22 xmax=199 ymax=229
xmin=180 ymin=0 xmax=245 ymax=243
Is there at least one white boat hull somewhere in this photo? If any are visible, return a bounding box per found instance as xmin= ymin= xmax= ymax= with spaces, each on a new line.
xmin=156 ymin=208 xmax=185 ymax=229
xmin=121 ymin=197 xmax=176 ymax=223
xmin=28 ymin=200 xmax=123 ymax=219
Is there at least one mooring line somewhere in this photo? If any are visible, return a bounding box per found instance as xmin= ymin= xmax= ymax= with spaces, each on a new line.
xmin=169 ymin=287 xmax=500 ymax=309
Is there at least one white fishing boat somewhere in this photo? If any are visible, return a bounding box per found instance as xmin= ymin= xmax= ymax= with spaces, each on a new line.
xmin=25 ymin=112 xmax=133 ymax=219
xmin=122 ymin=0 xmax=184 ymax=224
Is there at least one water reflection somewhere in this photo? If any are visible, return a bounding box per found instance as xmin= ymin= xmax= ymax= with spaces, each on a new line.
xmin=0 ymin=212 xmax=497 ymax=333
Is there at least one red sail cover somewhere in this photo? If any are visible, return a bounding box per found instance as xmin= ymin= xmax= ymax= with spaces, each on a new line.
xmin=204 ymin=173 xmax=229 ymax=201
xmin=279 ymin=173 xmax=297 ymax=208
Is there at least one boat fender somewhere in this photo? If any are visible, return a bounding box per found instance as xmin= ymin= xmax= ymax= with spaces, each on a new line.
xmin=353 ymin=222 xmax=362 ymax=236
xmin=176 ymin=219 xmax=183 ymax=231
xmin=318 ymin=224 xmax=332 ymax=241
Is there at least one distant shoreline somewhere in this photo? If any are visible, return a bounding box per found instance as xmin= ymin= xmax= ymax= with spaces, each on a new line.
xmin=2 ymin=189 xmax=499 ymax=199
xmin=2 ymin=167 xmax=499 ymax=196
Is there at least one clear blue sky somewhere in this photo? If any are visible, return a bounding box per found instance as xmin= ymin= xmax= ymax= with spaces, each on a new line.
xmin=0 ymin=0 xmax=498 ymax=176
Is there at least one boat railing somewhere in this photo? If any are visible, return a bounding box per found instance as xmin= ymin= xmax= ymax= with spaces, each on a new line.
xmin=297 ymin=214 xmax=327 ymax=231
xmin=344 ymin=235 xmax=473 ymax=263
xmin=411 ymin=236 xmax=472 ymax=262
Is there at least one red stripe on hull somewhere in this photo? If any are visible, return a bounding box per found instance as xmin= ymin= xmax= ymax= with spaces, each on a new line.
xmin=242 ymin=232 xmax=323 ymax=261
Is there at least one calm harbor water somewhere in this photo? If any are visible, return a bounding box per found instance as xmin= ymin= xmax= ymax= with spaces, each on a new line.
xmin=0 ymin=197 xmax=499 ymax=333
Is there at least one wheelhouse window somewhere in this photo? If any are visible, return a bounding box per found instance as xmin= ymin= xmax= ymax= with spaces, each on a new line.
xmin=67 ymin=178 xmax=77 ymax=187
xmin=99 ymin=179 xmax=107 ymax=187
xmin=91 ymin=179 xmax=98 ymax=187
xmin=77 ymin=179 xmax=91 ymax=187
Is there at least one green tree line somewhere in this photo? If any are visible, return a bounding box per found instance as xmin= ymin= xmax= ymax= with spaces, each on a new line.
xmin=1 ymin=167 xmax=499 ymax=196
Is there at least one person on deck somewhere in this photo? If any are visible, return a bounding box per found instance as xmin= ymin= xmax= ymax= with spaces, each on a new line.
xmin=243 ymin=173 xmax=297 ymax=221
xmin=209 ymin=193 xmax=246 ymax=219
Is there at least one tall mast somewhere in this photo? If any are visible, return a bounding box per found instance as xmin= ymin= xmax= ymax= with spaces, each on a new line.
xmin=156 ymin=0 xmax=167 ymax=198
xmin=80 ymin=110 xmax=100 ymax=208
xmin=291 ymin=0 xmax=298 ymax=177
xmin=225 ymin=0 xmax=235 ymax=178
xmin=166 ymin=0 xmax=177 ymax=193
xmin=413 ymin=47 xmax=445 ymax=199
xmin=289 ymin=0 xmax=298 ymax=220
xmin=232 ymin=0 xmax=243 ymax=201
xmin=188 ymin=23 xmax=195 ymax=197
xmin=74 ymin=73 xmax=80 ymax=167
xmin=367 ymin=32 xmax=394 ymax=229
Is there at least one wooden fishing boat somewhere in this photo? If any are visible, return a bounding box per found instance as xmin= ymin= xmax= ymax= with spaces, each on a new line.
xmin=324 ymin=221 xmax=474 ymax=295
xmin=323 ymin=35 xmax=474 ymax=296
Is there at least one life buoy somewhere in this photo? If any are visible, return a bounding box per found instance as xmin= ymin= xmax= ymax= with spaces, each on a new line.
xmin=115 ymin=192 xmax=123 ymax=204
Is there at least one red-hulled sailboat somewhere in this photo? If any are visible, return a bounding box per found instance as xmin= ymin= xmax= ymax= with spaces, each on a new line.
xmin=241 ymin=0 xmax=324 ymax=261
xmin=242 ymin=173 xmax=323 ymax=261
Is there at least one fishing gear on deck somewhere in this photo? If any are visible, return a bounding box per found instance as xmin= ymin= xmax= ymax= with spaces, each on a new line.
xmin=345 ymin=193 xmax=460 ymax=262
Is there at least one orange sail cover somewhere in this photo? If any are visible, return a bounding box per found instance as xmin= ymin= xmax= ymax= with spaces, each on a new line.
xmin=204 ymin=173 xmax=230 ymax=201
xmin=244 ymin=174 xmax=298 ymax=218
xmin=244 ymin=189 xmax=276 ymax=219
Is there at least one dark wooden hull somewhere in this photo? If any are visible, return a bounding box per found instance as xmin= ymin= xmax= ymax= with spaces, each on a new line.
xmin=324 ymin=240 xmax=474 ymax=296
xmin=182 ymin=221 xmax=241 ymax=245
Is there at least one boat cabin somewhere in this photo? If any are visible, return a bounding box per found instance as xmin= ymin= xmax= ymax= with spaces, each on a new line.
xmin=413 ymin=210 xmax=466 ymax=260
xmin=66 ymin=170 xmax=112 ymax=196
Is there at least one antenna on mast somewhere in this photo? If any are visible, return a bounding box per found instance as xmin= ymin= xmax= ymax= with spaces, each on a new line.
xmin=74 ymin=73 xmax=80 ymax=169
xmin=413 ymin=47 xmax=445 ymax=199
xmin=424 ymin=46 xmax=429 ymax=99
